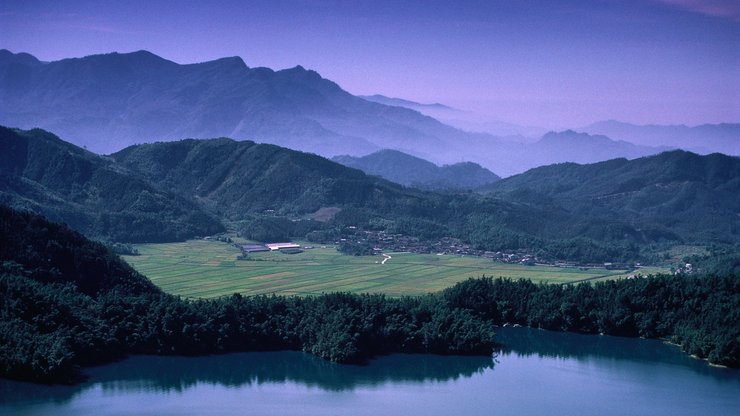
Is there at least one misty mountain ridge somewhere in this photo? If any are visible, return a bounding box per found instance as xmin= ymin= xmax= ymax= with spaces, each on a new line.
xmin=0 ymin=49 xmax=476 ymax=161
xmin=359 ymin=95 xmax=454 ymax=111
xmin=582 ymin=120 xmax=739 ymax=156
xmin=1 ymin=49 xmax=735 ymax=177
xmin=333 ymin=149 xmax=501 ymax=190
xmin=533 ymin=130 xmax=672 ymax=163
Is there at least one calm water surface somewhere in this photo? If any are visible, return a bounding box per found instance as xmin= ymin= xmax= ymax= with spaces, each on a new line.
xmin=1 ymin=328 xmax=738 ymax=415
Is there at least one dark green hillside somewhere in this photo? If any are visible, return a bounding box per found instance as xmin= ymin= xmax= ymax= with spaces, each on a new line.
xmin=483 ymin=151 xmax=740 ymax=244
xmin=0 ymin=126 xmax=224 ymax=242
xmin=111 ymin=138 xmax=419 ymax=217
xmin=110 ymin=138 xmax=563 ymax=249
xmin=111 ymin=137 xmax=726 ymax=262
xmin=0 ymin=205 xmax=159 ymax=297
xmin=333 ymin=149 xmax=500 ymax=190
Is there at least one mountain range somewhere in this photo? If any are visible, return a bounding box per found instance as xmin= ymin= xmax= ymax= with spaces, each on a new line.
xmin=332 ymin=149 xmax=500 ymax=190
xmin=582 ymin=120 xmax=739 ymax=156
xmin=0 ymin=49 xmax=475 ymax=162
xmin=1 ymin=125 xmax=737 ymax=262
xmin=4 ymin=49 xmax=733 ymax=177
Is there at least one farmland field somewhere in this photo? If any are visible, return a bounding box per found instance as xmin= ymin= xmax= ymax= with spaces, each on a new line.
xmin=122 ymin=239 xmax=666 ymax=298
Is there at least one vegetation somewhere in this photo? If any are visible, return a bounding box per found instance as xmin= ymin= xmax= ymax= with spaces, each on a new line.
xmin=0 ymin=205 xmax=493 ymax=383
xmin=332 ymin=149 xmax=500 ymax=190
xmin=3 ymin=126 xmax=738 ymax=266
xmin=239 ymin=216 xmax=326 ymax=243
xmin=0 ymin=206 xmax=736 ymax=385
xmin=112 ymin=137 xmax=740 ymax=263
xmin=122 ymin=240 xmax=649 ymax=298
xmin=482 ymin=150 xmax=740 ymax=246
xmin=0 ymin=126 xmax=224 ymax=242
xmin=443 ymin=275 xmax=740 ymax=367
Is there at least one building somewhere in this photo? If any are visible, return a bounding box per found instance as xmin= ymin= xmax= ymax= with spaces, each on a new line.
xmin=265 ymin=242 xmax=301 ymax=251
xmin=241 ymin=244 xmax=270 ymax=253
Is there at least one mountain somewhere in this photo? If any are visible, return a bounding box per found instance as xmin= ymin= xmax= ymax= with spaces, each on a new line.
xmin=112 ymin=136 xmax=738 ymax=261
xmin=582 ymin=120 xmax=739 ymax=156
xmin=482 ymin=150 xmax=740 ymax=244
xmin=531 ymin=130 xmax=670 ymax=164
xmin=110 ymin=138 xmax=423 ymax=220
xmin=0 ymin=49 xmax=489 ymax=162
xmin=0 ymin=126 xmax=224 ymax=242
xmin=1 ymin=49 xmax=667 ymax=177
xmin=333 ymin=149 xmax=500 ymax=190
xmin=359 ymin=94 xmax=454 ymax=111
xmin=360 ymin=94 xmax=548 ymax=139
xmin=4 ymin=124 xmax=735 ymax=262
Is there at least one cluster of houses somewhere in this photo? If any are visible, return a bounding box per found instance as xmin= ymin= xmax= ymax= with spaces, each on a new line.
xmin=231 ymin=227 xmax=635 ymax=272
xmin=336 ymin=229 xmax=635 ymax=271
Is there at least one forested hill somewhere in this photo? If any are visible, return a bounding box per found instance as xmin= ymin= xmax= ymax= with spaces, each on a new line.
xmin=333 ymin=149 xmax=501 ymax=190
xmin=110 ymin=138 xmax=429 ymax=218
xmin=0 ymin=205 xmax=159 ymax=296
xmin=0 ymin=126 xmax=224 ymax=242
xmin=483 ymin=150 xmax=740 ymax=245
xmin=109 ymin=138 xmax=569 ymax=251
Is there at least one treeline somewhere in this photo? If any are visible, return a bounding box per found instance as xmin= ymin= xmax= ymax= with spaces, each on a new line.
xmin=443 ymin=275 xmax=740 ymax=367
xmin=0 ymin=273 xmax=493 ymax=383
xmin=0 ymin=205 xmax=493 ymax=383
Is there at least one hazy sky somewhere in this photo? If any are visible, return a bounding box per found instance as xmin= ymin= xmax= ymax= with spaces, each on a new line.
xmin=1 ymin=0 xmax=738 ymax=128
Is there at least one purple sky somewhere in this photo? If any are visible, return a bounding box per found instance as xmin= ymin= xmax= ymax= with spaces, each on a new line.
xmin=1 ymin=0 xmax=738 ymax=128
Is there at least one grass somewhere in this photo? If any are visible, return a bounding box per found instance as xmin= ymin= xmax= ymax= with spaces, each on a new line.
xmin=122 ymin=239 xmax=667 ymax=298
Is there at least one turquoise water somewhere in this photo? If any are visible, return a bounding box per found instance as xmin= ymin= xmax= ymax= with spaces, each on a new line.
xmin=1 ymin=328 xmax=738 ymax=415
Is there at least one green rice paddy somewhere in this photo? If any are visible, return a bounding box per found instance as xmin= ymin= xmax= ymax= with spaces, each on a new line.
xmin=122 ymin=239 xmax=666 ymax=298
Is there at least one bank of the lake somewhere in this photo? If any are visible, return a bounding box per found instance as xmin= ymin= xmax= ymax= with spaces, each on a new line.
xmin=1 ymin=328 xmax=737 ymax=416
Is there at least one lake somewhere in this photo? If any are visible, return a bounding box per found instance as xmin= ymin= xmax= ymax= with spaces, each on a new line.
xmin=1 ymin=328 xmax=738 ymax=415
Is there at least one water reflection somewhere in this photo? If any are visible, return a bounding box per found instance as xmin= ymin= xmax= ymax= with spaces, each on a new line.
xmin=495 ymin=327 xmax=738 ymax=381
xmin=0 ymin=352 xmax=494 ymax=406
xmin=2 ymin=329 xmax=738 ymax=413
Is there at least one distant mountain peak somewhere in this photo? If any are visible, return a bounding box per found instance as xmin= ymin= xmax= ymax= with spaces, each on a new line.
xmin=539 ymin=130 xmax=612 ymax=144
xmin=333 ymin=149 xmax=500 ymax=190
xmin=0 ymin=49 xmax=42 ymax=66
xmin=360 ymin=94 xmax=454 ymax=110
xmin=582 ymin=120 xmax=739 ymax=156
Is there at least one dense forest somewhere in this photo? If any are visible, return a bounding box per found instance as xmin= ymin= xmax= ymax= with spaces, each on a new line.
xmin=0 ymin=126 xmax=224 ymax=242
xmin=1 ymin=205 xmax=738 ymax=385
xmin=443 ymin=275 xmax=740 ymax=367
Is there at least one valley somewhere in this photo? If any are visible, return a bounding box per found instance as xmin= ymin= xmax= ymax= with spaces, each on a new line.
xmin=122 ymin=238 xmax=660 ymax=298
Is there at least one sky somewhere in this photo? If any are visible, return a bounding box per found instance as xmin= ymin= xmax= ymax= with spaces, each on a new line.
xmin=1 ymin=0 xmax=738 ymax=128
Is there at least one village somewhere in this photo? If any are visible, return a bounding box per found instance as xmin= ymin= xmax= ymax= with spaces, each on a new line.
xmin=235 ymin=227 xmax=636 ymax=272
